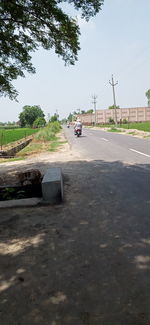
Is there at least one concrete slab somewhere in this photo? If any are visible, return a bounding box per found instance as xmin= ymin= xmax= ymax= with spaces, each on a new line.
xmin=42 ymin=167 xmax=63 ymax=204
xmin=0 ymin=197 xmax=41 ymax=209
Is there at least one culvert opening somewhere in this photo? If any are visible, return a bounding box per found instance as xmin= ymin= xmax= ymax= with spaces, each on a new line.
xmin=0 ymin=169 xmax=43 ymax=201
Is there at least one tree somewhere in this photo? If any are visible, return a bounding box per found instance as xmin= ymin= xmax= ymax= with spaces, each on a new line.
xmin=86 ymin=109 xmax=93 ymax=114
xmin=0 ymin=0 xmax=104 ymax=100
xmin=33 ymin=117 xmax=46 ymax=128
xmin=50 ymin=113 xmax=59 ymax=122
xmin=146 ymin=89 xmax=150 ymax=98
xmin=19 ymin=105 xmax=45 ymax=127
xmin=108 ymin=105 xmax=120 ymax=110
xmin=67 ymin=113 xmax=73 ymax=122
xmin=146 ymin=89 xmax=150 ymax=107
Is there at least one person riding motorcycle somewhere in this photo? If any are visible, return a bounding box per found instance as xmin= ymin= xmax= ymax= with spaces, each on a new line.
xmin=74 ymin=118 xmax=82 ymax=135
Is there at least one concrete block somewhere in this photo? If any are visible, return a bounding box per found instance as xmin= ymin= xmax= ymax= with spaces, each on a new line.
xmin=42 ymin=168 xmax=63 ymax=204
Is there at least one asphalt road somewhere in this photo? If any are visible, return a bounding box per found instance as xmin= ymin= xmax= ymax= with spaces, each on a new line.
xmin=1 ymin=127 xmax=150 ymax=324
xmin=64 ymin=126 xmax=150 ymax=166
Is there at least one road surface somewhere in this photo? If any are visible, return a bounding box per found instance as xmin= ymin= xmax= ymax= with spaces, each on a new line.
xmin=1 ymin=127 xmax=150 ymax=325
xmin=64 ymin=126 xmax=150 ymax=166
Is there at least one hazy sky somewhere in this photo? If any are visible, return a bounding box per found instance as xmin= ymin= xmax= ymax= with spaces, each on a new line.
xmin=1 ymin=0 xmax=150 ymax=122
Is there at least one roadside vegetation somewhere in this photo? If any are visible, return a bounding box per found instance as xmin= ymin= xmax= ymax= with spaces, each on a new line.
xmin=16 ymin=121 xmax=67 ymax=158
xmin=96 ymin=122 xmax=150 ymax=133
xmin=117 ymin=122 xmax=150 ymax=132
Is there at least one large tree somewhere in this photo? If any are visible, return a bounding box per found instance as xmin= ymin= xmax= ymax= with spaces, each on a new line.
xmin=19 ymin=105 xmax=45 ymax=127
xmin=0 ymin=0 xmax=104 ymax=100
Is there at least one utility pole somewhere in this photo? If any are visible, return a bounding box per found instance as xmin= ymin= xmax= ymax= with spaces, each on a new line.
xmin=109 ymin=75 xmax=118 ymax=127
xmin=92 ymin=95 xmax=97 ymax=126
xmin=47 ymin=113 xmax=50 ymax=122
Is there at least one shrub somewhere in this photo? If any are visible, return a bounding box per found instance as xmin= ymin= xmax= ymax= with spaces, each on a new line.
xmin=35 ymin=121 xmax=61 ymax=141
xmin=108 ymin=117 xmax=115 ymax=124
xmin=122 ymin=119 xmax=128 ymax=124
xmin=47 ymin=121 xmax=61 ymax=133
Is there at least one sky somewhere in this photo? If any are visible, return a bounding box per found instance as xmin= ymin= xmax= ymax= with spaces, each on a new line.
xmin=1 ymin=0 xmax=150 ymax=122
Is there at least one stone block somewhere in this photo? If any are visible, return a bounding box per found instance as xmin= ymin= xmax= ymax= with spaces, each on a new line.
xmin=42 ymin=168 xmax=63 ymax=204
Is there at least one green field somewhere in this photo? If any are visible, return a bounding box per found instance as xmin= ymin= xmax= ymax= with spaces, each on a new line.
xmin=97 ymin=122 xmax=150 ymax=132
xmin=0 ymin=128 xmax=39 ymax=147
xmin=117 ymin=122 xmax=150 ymax=132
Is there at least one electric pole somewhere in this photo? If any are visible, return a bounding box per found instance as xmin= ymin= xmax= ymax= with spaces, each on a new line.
xmin=109 ymin=75 xmax=118 ymax=127
xmin=92 ymin=95 xmax=97 ymax=126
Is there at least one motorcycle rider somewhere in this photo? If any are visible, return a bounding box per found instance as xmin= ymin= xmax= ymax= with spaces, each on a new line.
xmin=74 ymin=118 xmax=82 ymax=135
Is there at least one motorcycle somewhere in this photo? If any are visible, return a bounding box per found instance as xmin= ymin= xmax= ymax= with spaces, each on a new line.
xmin=74 ymin=128 xmax=82 ymax=137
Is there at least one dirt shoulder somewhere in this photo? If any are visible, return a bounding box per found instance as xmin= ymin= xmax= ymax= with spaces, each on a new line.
xmin=86 ymin=126 xmax=150 ymax=139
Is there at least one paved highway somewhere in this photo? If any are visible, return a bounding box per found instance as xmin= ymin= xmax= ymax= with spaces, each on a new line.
xmin=64 ymin=126 xmax=150 ymax=166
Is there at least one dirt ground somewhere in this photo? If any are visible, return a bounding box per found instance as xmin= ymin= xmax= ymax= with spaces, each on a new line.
xmin=0 ymin=130 xmax=150 ymax=325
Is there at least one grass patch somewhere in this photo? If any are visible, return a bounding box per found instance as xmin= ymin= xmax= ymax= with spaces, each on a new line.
xmin=108 ymin=127 xmax=122 ymax=132
xmin=17 ymin=143 xmax=44 ymax=157
xmin=49 ymin=140 xmax=67 ymax=152
xmin=0 ymin=157 xmax=25 ymax=164
xmin=118 ymin=122 xmax=150 ymax=132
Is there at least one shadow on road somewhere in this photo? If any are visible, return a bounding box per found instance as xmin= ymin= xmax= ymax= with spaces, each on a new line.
xmin=0 ymin=159 xmax=150 ymax=325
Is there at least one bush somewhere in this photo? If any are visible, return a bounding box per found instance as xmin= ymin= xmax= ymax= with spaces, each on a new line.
xmin=35 ymin=121 xmax=61 ymax=141
xmin=122 ymin=119 xmax=128 ymax=124
xmin=47 ymin=121 xmax=61 ymax=133
xmin=33 ymin=117 xmax=46 ymax=128
xmin=108 ymin=117 xmax=115 ymax=124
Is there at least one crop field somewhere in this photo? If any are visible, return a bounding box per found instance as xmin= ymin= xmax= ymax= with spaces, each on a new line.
xmin=0 ymin=128 xmax=39 ymax=147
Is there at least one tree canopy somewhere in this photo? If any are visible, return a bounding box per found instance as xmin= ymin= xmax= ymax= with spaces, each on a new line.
xmin=146 ymin=89 xmax=150 ymax=99
xmin=33 ymin=116 xmax=46 ymax=128
xmin=50 ymin=113 xmax=59 ymax=122
xmin=108 ymin=105 xmax=120 ymax=110
xmin=19 ymin=105 xmax=45 ymax=127
xmin=0 ymin=0 xmax=104 ymax=100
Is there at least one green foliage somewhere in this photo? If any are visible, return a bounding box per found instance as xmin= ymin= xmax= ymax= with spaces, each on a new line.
xmin=108 ymin=105 xmax=120 ymax=109
xmin=35 ymin=121 xmax=61 ymax=141
xmin=145 ymin=89 xmax=150 ymax=99
xmin=67 ymin=113 xmax=73 ymax=122
xmin=33 ymin=117 xmax=46 ymax=128
xmin=19 ymin=105 xmax=45 ymax=127
xmin=80 ymin=109 xmax=93 ymax=114
xmin=35 ymin=129 xmax=56 ymax=141
xmin=50 ymin=114 xmax=59 ymax=123
xmin=0 ymin=128 xmax=38 ymax=147
xmin=108 ymin=117 xmax=115 ymax=124
xmin=86 ymin=109 xmax=94 ymax=114
xmin=118 ymin=122 xmax=150 ymax=132
xmin=48 ymin=121 xmax=61 ymax=133
xmin=122 ymin=118 xmax=128 ymax=124
xmin=0 ymin=0 xmax=104 ymax=100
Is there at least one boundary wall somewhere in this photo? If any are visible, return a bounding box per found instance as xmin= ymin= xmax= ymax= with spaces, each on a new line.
xmin=78 ymin=107 xmax=150 ymax=125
